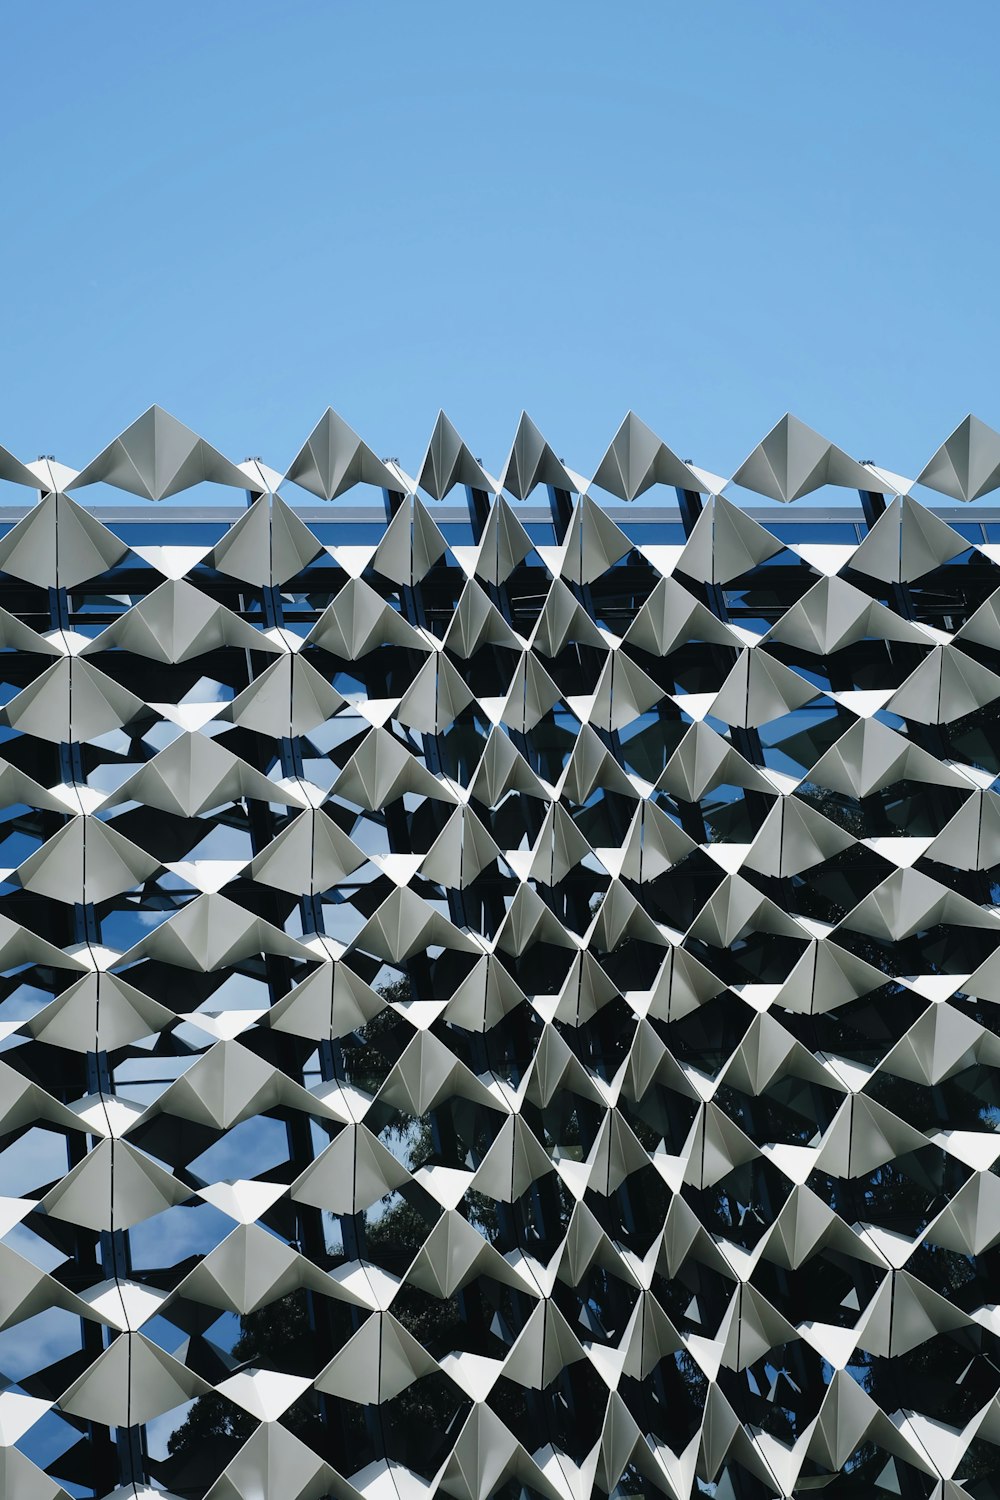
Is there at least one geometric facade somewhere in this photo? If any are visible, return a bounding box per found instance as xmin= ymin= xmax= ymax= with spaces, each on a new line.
xmin=3 ymin=407 xmax=1000 ymax=1498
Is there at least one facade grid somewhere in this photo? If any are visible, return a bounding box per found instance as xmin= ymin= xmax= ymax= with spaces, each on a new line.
xmin=0 ymin=408 xmax=1000 ymax=1499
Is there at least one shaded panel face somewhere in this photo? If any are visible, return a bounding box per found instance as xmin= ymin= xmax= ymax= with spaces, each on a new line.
xmin=2 ymin=437 xmax=1000 ymax=1500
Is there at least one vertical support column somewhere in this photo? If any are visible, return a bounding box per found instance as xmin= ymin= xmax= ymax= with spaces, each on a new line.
xmin=466 ymin=486 xmax=491 ymax=543
xmin=675 ymin=487 xmax=769 ymax=816
xmin=46 ymin=497 xmax=143 ymax=1490
xmin=546 ymin=484 xmax=574 ymax=542
xmin=382 ymin=488 xmax=467 ymax=933
xmin=459 ymin=486 xmax=517 ymax=951
xmin=230 ymin=489 xmax=344 ymax=1449
xmin=241 ymin=489 xmax=325 ymax=937
xmin=859 ymin=489 xmax=914 ymax=622
xmin=543 ymin=483 xmax=630 ymax=854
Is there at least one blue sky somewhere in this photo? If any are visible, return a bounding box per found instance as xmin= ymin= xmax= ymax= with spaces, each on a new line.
xmin=1 ymin=1 xmax=997 ymax=487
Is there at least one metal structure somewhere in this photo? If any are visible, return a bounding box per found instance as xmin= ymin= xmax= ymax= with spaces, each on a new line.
xmin=1 ymin=407 xmax=1000 ymax=1498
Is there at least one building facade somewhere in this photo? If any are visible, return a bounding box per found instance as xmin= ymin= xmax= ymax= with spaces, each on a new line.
xmin=0 ymin=408 xmax=1000 ymax=1499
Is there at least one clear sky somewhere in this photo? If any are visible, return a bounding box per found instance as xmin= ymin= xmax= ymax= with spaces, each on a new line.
xmin=1 ymin=1 xmax=997 ymax=488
